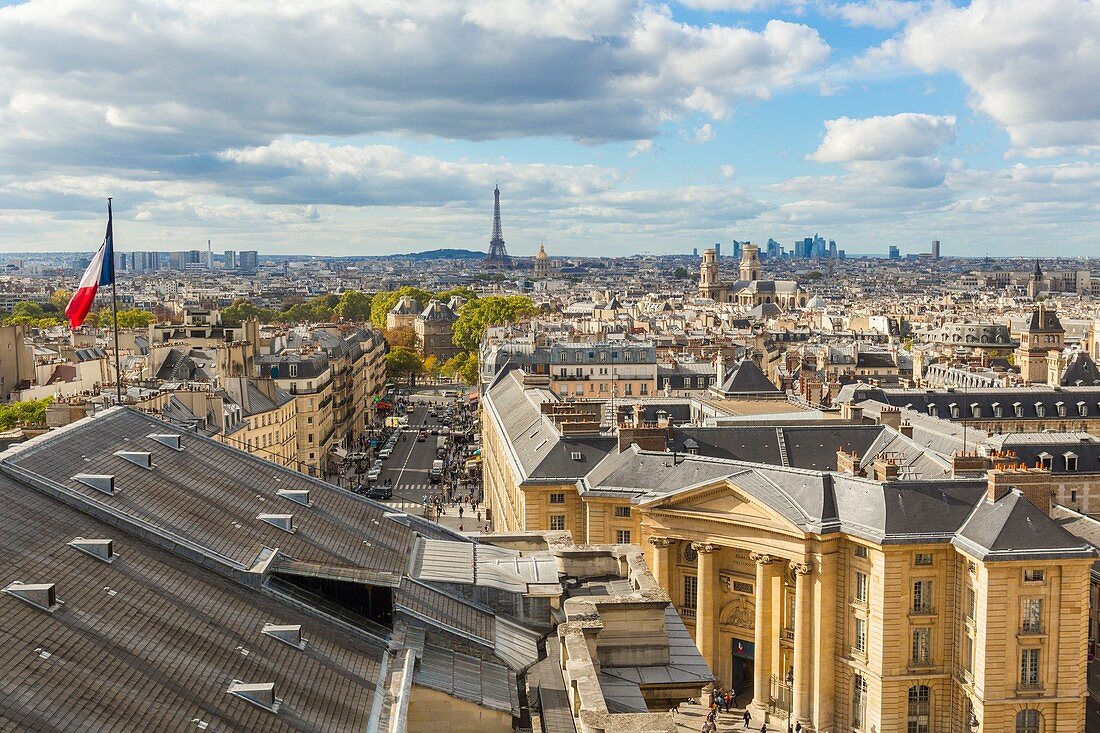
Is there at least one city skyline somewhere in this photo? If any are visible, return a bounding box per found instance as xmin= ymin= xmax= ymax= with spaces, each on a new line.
xmin=1 ymin=0 xmax=1099 ymax=257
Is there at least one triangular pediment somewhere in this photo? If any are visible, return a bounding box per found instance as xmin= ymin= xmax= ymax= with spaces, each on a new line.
xmin=649 ymin=474 xmax=801 ymax=532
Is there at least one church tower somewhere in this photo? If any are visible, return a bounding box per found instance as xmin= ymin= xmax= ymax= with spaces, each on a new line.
xmin=699 ymin=248 xmax=722 ymax=299
xmin=739 ymin=243 xmax=761 ymax=282
xmin=1016 ymin=302 xmax=1064 ymax=385
xmin=1027 ymin=259 xmax=1043 ymax=300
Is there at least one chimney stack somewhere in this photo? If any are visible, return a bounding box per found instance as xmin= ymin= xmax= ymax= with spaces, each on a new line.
xmin=986 ymin=467 xmax=1052 ymax=513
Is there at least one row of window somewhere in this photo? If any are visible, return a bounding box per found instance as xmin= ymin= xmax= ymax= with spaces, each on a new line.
xmin=851 ymin=681 xmax=1042 ymax=732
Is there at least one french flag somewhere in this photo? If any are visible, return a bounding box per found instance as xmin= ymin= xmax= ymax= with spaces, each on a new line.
xmin=65 ymin=200 xmax=115 ymax=329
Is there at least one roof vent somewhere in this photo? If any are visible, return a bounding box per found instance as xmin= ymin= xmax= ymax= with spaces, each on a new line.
xmin=276 ymin=489 xmax=311 ymax=507
xmin=258 ymin=514 xmax=294 ymax=533
xmin=261 ymin=623 xmax=306 ymax=649
xmin=226 ymin=681 xmax=280 ymax=713
xmin=114 ymin=451 xmax=153 ymax=469
xmin=3 ymin=581 xmax=62 ymax=612
xmin=72 ymin=473 xmax=116 ymax=496
xmin=68 ymin=537 xmax=115 ymax=563
xmin=148 ymin=433 xmax=183 ymax=451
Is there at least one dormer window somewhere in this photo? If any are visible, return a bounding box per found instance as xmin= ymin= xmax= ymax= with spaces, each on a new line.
xmin=1014 ymin=402 xmax=1024 ymax=417
xmin=1064 ymin=452 xmax=1078 ymax=471
xmin=1035 ymin=402 xmax=1045 ymax=418
xmin=971 ymin=403 xmax=981 ymax=418
xmin=1078 ymin=401 xmax=1088 ymax=417
xmin=927 ymin=404 xmax=938 ymax=417
xmin=1056 ymin=401 xmax=1066 ymax=417
xmin=1038 ymin=452 xmax=1052 ymax=470
xmin=992 ymin=402 xmax=1002 ymax=418
xmin=949 ymin=402 xmax=959 ymax=419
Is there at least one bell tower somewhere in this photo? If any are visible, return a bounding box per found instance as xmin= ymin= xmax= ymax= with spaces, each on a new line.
xmin=739 ymin=242 xmax=760 ymax=282
xmin=699 ymin=248 xmax=721 ymax=299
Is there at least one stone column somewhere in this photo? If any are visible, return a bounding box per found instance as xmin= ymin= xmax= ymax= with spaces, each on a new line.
xmin=693 ymin=542 xmax=718 ymax=670
xmin=750 ymin=552 xmax=775 ymax=710
xmin=647 ymin=536 xmax=672 ymax=591
xmin=791 ymin=560 xmax=813 ymax=724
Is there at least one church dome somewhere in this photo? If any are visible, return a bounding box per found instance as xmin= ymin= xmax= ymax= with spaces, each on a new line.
xmin=536 ymin=243 xmax=549 ymax=260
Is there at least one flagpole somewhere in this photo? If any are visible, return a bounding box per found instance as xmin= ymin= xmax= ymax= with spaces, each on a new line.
xmin=108 ymin=197 xmax=122 ymax=404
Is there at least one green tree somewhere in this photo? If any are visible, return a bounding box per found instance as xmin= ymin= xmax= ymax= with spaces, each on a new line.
xmin=451 ymin=295 xmax=537 ymax=351
xmin=11 ymin=302 xmax=45 ymax=319
xmin=334 ymin=290 xmax=372 ymax=322
xmin=0 ymin=397 xmax=52 ymax=429
xmin=222 ymin=299 xmax=277 ymax=325
xmin=386 ymin=346 xmax=425 ymax=385
xmin=673 ymin=267 xmax=689 ymax=279
xmin=458 ymin=351 xmax=480 ymax=384
xmin=440 ymin=352 xmax=468 ymax=381
xmin=115 ymin=309 xmax=156 ymax=328
xmin=278 ymin=294 xmax=335 ymax=323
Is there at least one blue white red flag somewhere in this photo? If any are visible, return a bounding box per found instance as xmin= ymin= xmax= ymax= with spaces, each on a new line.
xmin=65 ymin=200 xmax=115 ymax=329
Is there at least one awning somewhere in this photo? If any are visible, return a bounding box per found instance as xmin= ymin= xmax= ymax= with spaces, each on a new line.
xmin=468 ymin=393 xmax=479 ymax=402
xmin=376 ymin=401 xmax=394 ymax=410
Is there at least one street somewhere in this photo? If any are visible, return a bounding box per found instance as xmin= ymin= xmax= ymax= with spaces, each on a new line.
xmin=355 ymin=385 xmax=484 ymax=533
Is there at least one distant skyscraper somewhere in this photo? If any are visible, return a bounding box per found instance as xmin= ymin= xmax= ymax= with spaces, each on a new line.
xmin=888 ymin=245 xmax=901 ymax=259
xmin=485 ymin=186 xmax=511 ymax=266
xmin=238 ymin=250 xmax=258 ymax=274
xmin=828 ymin=239 xmax=837 ymax=259
xmin=766 ymin=238 xmax=781 ymax=259
xmin=692 ymin=247 xmax=698 ymax=257
xmin=931 ymin=240 xmax=941 ymax=260
xmin=714 ymin=242 xmax=721 ymax=260
xmin=224 ymin=250 xmax=237 ymax=269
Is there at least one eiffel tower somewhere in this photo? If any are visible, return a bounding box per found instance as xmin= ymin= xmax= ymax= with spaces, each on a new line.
xmin=485 ymin=185 xmax=511 ymax=266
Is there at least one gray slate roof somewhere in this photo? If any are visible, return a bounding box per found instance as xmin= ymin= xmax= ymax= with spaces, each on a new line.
xmin=0 ymin=472 xmax=385 ymax=732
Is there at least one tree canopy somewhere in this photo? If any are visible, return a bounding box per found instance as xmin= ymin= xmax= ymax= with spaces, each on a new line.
xmin=0 ymin=398 xmax=52 ymax=429
xmin=385 ymin=346 xmax=424 ymax=384
xmin=451 ymin=295 xmax=537 ymax=351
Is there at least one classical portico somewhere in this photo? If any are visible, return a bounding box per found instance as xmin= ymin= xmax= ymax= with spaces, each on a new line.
xmin=641 ymin=477 xmax=825 ymax=729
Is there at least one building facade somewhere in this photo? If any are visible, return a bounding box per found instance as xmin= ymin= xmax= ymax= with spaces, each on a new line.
xmin=481 ymin=368 xmax=1096 ymax=731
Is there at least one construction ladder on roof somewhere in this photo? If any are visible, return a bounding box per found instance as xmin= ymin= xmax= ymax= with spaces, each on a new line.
xmin=775 ymin=427 xmax=790 ymax=467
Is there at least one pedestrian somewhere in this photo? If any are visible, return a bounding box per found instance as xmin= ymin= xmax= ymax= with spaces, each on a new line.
xmin=724 ymin=691 xmax=732 ymax=713
xmin=794 ymin=723 xmax=801 ymax=733
xmin=742 ymin=710 xmax=751 ymax=728
xmin=459 ymin=523 xmax=463 ymax=532
xmin=459 ymin=506 xmax=464 ymax=518
xmin=760 ymin=725 xmax=767 ymax=733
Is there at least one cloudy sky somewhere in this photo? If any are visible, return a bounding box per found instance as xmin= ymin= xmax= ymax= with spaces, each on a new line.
xmin=1 ymin=0 xmax=1098 ymax=257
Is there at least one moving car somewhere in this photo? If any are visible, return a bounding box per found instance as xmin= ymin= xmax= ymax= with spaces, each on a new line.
xmin=417 ymin=430 xmax=427 ymax=442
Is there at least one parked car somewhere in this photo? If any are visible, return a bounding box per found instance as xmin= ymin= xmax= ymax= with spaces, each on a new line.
xmin=366 ymin=485 xmax=392 ymax=500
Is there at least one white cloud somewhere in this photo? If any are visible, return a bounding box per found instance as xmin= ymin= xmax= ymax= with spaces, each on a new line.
xmin=808 ymin=113 xmax=955 ymax=162
xmin=693 ymin=123 xmax=716 ymax=144
xmin=628 ymin=140 xmax=655 ymax=158
xmin=675 ymin=0 xmax=783 ymax=9
xmin=721 ymin=164 xmax=736 ymax=178
xmin=899 ymin=0 xmax=1100 ymax=156
xmin=822 ymin=0 xmax=932 ymax=30
xmin=462 ymin=0 xmax=637 ymax=40
xmin=0 ymin=0 xmax=831 ymax=168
